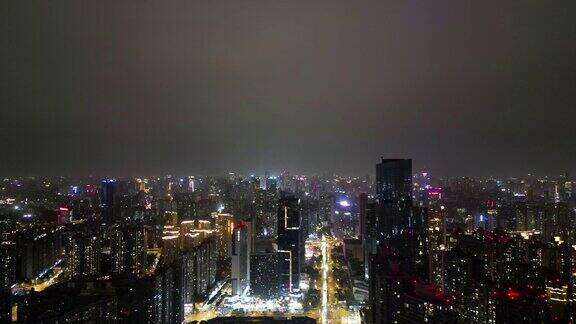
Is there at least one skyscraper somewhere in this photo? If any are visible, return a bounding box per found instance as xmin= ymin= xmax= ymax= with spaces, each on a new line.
xmin=370 ymin=158 xmax=421 ymax=323
xmin=277 ymin=196 xmax=302 ymax=292
xmin=100 ymin=179 xmax=116 ymax=224
xmin=250 ymin=252 xmax=281 ymax=298
xmin=110 ymin=224 xmax=146 ymax=276
xmin=375 ymin=158 xmax=413 ymax=244
xmin=231 ymin=221 xmax=251 ymax=295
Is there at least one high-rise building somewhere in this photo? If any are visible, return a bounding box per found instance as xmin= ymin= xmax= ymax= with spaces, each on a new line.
xmin=266 ymin=176 xmax=278 ymax=192
xmin=213 ymin=213 xmax=234 ymax=280
xmin=100 ymin=179 xmax=117 ymax=224
xmin=336 ymin=196 xmax=358 ymax=239
xmin=427 ymin=208 xmax=446 ymax=289
xmin=375 ymin=158 xmax=413 ymax=248
xmin=231 ymin=221 xmax=251 ymax=295
xmin=250 ymin=252 xmax=281 ymax=298
xmin=14 ymin=226 xmax=63 ymax=282
xmin=64 ymin=227 xmax=101 ymax=278
xmin=318 ymin=193 xmax=334 ymax=230
xmin=360 ymin=194 xmax=377 ymax=280
xmin=254 ymin=189 xmax=278 ymax=240
xmin=371 ymin=158 xmax=424 ymax=323
xmin=277 ymin=196 xmax=303 ymax=292
xmin=193 ymin=235 xmax=218 ymax=299
xmin=110 ymin=224 xmax=146 ymax=276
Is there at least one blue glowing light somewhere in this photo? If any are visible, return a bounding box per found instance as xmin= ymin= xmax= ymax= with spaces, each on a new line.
xmin=338 ymin=200 xmax=351 ymax=207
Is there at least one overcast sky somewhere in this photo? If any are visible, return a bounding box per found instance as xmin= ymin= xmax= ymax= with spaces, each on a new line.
xmin=1 ymin=0 xmax=575 ymax=177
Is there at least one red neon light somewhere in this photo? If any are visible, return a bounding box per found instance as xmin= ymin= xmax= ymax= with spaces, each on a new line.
xmin=506 ymin=288 xmax=521 ymax=300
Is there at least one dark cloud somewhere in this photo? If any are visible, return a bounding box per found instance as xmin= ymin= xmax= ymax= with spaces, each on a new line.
xmin=1 ymin=0 xmax=575 ymax=177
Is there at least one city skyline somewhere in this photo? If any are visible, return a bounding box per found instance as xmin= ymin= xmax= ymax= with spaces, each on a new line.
xmin=1 ymin=158 xmax=575 ymax=323
xmin=2 ymin=0 xmax=575 ymax=323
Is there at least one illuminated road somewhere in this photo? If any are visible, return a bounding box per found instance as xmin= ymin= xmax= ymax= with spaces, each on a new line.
xmin=321 ymin=237 xmax=329 ymax=323
xmin=317 ymin=236 xmax=360 ymax=324
xmin=13 ymin=261 xmax=64 ymax=292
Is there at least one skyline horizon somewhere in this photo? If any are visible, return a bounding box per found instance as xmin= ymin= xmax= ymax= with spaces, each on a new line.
xmin=2 ymin=164 xmax=573 ymax=180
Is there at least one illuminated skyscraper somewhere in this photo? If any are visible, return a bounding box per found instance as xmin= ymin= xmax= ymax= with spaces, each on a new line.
xmin=250 ymin=252 xmax=281 ymax=298
xmin=427 ymin=209 xmax=446 ymax=289
xmin=254 ymin=189 xmax=278 ymax=240
xmin=332 ymin=196 xmax=356 ymax=239
xmin=277 ymin=196 xmax=302 ymax=292
xmin=231 ymin=221 xmax=251 ymax=295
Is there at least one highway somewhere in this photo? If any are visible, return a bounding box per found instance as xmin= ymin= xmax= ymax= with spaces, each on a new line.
xmin=317 ymin=236 xmax=360 ymax=324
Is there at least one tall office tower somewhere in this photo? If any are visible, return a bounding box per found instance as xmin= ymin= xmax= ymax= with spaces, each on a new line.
xmin=231 ymin=222 xmax=251 ymax=295
xmin=370 ymin=158 xmax=417 ymax=323
xmin=375 ymin=158 xmax=413 ymax=249
xmin=266 ymin=176 xmax=278 ymax=192
xmin=318 ymin=193 xmax=334 ymax=234
xmin=111 ymin=224 xmax=147 ymax=276
xmin=100 ymin=179 xmax=117 ymax=224
xmin=254 ymin=189 xmax=278 ymax=240
xmin=277 ymin=196 xmax=303 ymax=292
xmin=332 ymin=196 xmax=356 ymax=239
xmin=250 ymin=252 xmax=281 ymax=298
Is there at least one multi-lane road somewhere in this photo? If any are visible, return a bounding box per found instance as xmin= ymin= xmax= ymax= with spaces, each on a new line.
xmin=316 ymin=236 xmax=360 ymax=324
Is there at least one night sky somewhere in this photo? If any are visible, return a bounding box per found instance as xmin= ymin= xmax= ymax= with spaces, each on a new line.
xmin=1 ymin=1 xmax=575 ymax=177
